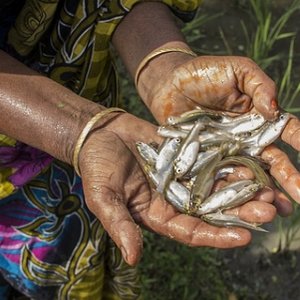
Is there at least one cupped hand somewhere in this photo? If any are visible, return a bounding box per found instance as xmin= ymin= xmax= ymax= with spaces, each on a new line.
xmin=140 ymin=54 xmax=300 ymax=214
xmin=142 ymin=55 xmax=278 ymax=123
xmin=77 ymin=112 xmax=276 ymax=266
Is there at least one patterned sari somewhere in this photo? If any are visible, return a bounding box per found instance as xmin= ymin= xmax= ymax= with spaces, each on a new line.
xmin=0 ymin=1 xmax=200 ymax=299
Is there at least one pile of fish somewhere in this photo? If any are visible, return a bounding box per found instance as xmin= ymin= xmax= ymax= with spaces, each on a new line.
xmin=136 ymin=109 xmax=291 ymax=231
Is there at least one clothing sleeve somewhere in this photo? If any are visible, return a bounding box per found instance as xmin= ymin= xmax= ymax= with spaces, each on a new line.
xmin=120 ymin=0 xmax=202 ymax=22
xmin=96 ymin=0 xmax=202 ymax=45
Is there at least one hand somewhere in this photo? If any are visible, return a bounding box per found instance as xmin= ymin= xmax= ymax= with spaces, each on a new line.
xmin=77 ymin=112 xmax=276 ymax=266
xmin=139 ymin=55 xmax=278 ymax=122
xmin=261 ymin=116 xmax=300 ymax=207
xmin=138 ymin=54 xmax=300 ymax=214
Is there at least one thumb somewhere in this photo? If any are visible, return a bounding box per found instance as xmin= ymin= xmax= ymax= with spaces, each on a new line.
xmin=237 ymin=58 xmax=279 ymax=120
xmin=84 ymin=186 xmax=143 ymax=266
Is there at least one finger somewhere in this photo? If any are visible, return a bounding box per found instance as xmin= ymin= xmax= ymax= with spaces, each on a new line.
xmin=273 ymin=189 xmax=293 ymax=217
xmin=236 ymin=58 xmax=278 ymax=120
xmin=252 ymin=187 xmax=275 ymax=203
xmin=261 ymin=144 xmax=300 ymax=203
xmin=222 ymin=162 xmax=293 ymax=213
xmin=281 ymin=117 xmax=300 ymax=151
xmin=140 ymin=194 xmax=252 ymax=248
xmin=226 ymin=166 xmax=255 ymax=181
xmin=85 ymin=187 xmax=143 ymax=266
xmin=223 ymin=163 xmax=293 ymax=207
xmin=223 ymin=92 xmax=253 ymax=114
xmin=225 ymin=201 xmax=276 ymax=223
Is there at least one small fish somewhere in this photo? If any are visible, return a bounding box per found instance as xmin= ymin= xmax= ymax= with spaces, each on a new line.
xmin=175 ymin=121 xmax=204 ymax=132
xmin=155 ymin=138 xmax=181 ymax=193
xmin=136 ymin=141 xmax=158 ymax=167
xmin=218 ymin=181 xmax=263 ymax=210
xmin=215 ymin=166 xmax=235 ymax=180
xmin=198 ymin=131 xmax=235 ymax=150
xmin=166 ymin=110 xmax=224 ymax=125
xmin=202 ymin=211 xmax=267 ymax=232
xmin=156 ymin=138 xmax=181 ymax=173
xmin=140 ymin=164 xmax=160 ymax=188
xmin=164 ymin=180 xmax=191 ymax=213
xmin=173 ymin=121 xmax=203 ymax=178
xmin=194 ymin=179 xmax=257 ymax=215
xmin=187 ymin=149 xmax=221 ymax=178
xmin=157 ymin=126 xmax=188 ymax=139
xmin=216 ymin=155 xmax=272 ymax=186
xmin=204 ymin=113 xmax=266 ymax=135
xmin=241 ymin=112 xmax=291 ymax=156
xmin=191 ymin=152 xmax=223 ymax=208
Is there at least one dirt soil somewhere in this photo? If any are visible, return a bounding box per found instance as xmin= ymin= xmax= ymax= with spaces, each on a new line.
xmin=220 ymin=248 xmax=300 ymax=300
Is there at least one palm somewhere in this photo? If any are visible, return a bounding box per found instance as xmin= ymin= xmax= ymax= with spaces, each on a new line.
xmin=76 ymin=117 xmax=276 ymax=266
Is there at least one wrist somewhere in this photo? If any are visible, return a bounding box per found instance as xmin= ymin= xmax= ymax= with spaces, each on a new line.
xmin=72 ymin=108 xmax=126 ymax=176
xmin=135 ymin=42 xmax=197 ymax=109
xmin=55 ymin=100 xmax=105 ymax=164
xmin=112 ymin=2 xmax=188 ymax=82
xmin=77 ymin=111 xmax=162 ymax=174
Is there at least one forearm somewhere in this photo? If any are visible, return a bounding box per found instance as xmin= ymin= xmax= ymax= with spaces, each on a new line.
xmin=0 ymin=50 xmax=104 ymax=164
xmin=112 ymin=2 xmax=194 ymax=106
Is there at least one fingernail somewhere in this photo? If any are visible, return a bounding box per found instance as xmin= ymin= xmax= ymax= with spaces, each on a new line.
xmin=271 ymin=98 xmax=278 ymax=110
xmin=120 ymin=246 xmax=128 ymax=262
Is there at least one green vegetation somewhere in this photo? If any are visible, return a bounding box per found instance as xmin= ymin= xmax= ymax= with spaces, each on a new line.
xmin=139 ymin=233 xmax=228 ymax=300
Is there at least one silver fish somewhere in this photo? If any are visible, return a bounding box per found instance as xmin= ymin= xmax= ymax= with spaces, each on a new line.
xmin=175 ymin=121 xmax=204 ymax=132
xmin=166 ymin=109 xmax=225 ymax=125
xmin=194 ymin=180 xmax=260 ymax=215
xmin=215 ymin=166 xmax=235 ymax=180
xmin=156 ymin=138 xmax=181 ymax=173
xmin=155 ymin=138 xmax=181 ymax=193
xmin=136 ymin=141 xmax=158 ymax=167
xmin=216 ymin=155 xmax=272 ymax=186
xmin=202 ymin=211 xmax=267 ymax=232
xmin=190 ymin=152 xmax=223 ymax=208
xmin=187 ymin=149 xmax=221 ymax=178
xmin=158 ymin=125 xmax=233 ymax=147
xmin=164 ymin=180 xmax=191 ymax=213
xmin=140 ymin=164 xmax=160 ymax=188
xmin=241 ymin=112 xmax=291 ymax=156
xmin=173 ymin=121 xmax=203 ymax=178
xmin=157 ymin=126 xmax=188 ymax=139
xmin=205 ymin=113 xmax=266 ymax=135
xmin=198 ymin=131 xmax=236 ymax=150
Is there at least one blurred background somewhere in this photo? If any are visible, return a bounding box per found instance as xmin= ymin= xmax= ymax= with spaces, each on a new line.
xmin=117 ymin=1 xmax=300 ymax=299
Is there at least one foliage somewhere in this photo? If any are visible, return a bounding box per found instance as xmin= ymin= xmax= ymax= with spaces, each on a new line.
xmin=242 ymin=0 xmax=300 ymax=70
xmin=239 ymin=0 xmax=300 ymax=111
xmin=182 ymin=10 xmax=224 ymax=44
xmin=277 ymin=38 xmax=300 ymax=111
xmin=139 ymin=231 xmax=229 ymax=300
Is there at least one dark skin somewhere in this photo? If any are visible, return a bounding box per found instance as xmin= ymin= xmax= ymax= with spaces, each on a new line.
xmin=0 ymin=2 xmax=299 ymax=266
